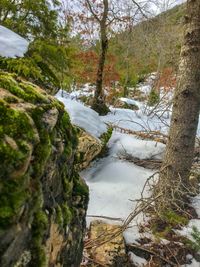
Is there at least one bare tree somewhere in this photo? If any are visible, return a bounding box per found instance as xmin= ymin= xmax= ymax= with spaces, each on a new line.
xmin=70 ymin=0 xmax=150 ymax=114
xmin=86 ymin=0 xmax=110 ymax=115
xmin=154 ymin=0 xmax=200 ymax=213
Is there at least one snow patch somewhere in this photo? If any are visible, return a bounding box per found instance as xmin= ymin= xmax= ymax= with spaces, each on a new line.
xmin=182 ymin=258 xmax=200 ymax=267
xmin=81 ymin=131 xmax=163 ymax=247
xmin=110 ymin=132 xmax=165 ymax=160
xmin=192 ymin=193 xmax=200 ymax=218
xmin=55 ymin=90 xmax=107 ymax=138
xmin=102 ymin=107 xmax=169 ymax=133
xmin=128 ymin=252 xmax=147 ymax=266
xmin=177 ymin=219 xmax=200 ymax=242
xmin=119 ymin=97 xmax=141 ymax=108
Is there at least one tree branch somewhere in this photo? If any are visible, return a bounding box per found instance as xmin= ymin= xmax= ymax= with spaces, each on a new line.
xmin=85 ymin=0 xmax=101 ymax=23
xmin=131 ymin=0 xmax=149 ymax=19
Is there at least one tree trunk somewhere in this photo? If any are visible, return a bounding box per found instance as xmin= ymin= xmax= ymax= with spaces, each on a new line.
xmin=155 ymin=0 xmax=200 ymax=212
xmin=91 ymin=0 xmax=110 ymax=115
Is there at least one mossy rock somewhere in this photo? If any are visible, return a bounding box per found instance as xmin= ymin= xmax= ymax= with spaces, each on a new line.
xmin=0 ymin=71 xmax=88 ymax=267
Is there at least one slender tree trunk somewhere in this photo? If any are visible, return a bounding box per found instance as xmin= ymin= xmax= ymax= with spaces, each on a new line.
xmin=91 ymin=0 xmax=110 ymax=115
xmin=155 ymin=0 xmax=200 ymax=212
xmin=92 ymin=26 xmax=108 ymax=106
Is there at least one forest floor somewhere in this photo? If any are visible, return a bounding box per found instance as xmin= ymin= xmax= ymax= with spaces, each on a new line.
xmin=56 ymin=75 xmax=200 ymax=267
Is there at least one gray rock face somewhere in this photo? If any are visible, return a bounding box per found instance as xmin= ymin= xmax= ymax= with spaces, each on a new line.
xmin=0 ymin=72 xmax=88 ymax=267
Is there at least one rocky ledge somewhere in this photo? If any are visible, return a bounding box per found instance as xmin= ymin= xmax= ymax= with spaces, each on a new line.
xmin=0 ymin=72 xmax=88 ymax=267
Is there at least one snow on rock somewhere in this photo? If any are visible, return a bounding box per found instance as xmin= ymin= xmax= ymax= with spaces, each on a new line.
xmin=0 ymin=25 xmax=29 ymax=58
xmin=55 ymin=90 xmax=107 ymax=138
xmin=119 ymin=97 xmax=141 ymax=108
xmin=110 ymin=132 xmax=165 ymax=160
xmin=128 ymin=252 xmax=147 ymax=266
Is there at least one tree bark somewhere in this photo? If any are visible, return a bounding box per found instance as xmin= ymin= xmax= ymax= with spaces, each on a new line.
xmin=155 ymin=0 xmax=200 ymax=212
xmin=91 ymin=0 xmax=110 ymax=115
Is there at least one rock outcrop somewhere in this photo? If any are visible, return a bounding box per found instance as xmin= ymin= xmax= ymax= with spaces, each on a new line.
xmin=82 ymin=221 xmax=131 ymax=266
xmin=76 ymin=127 xmax=113 ymax=171
xmin=0 ymin=72 xmax=88 ymax=267
xmin=76 ymin=129 xmax=102 ymax=170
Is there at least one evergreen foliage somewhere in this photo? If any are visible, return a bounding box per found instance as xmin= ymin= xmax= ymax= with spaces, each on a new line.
xmin=190 ymin=226 xmax=200 ymax=251
xmin=0 ymin=1 xmax=77 ymax=94
xmin=147 ymin=89 xmax=160 ymax=106
xmin=0 ymin=0 xmax=60 ymax=39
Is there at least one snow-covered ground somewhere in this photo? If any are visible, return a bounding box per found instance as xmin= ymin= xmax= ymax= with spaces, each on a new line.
xmin=81 ymin=132 xmax=162 ymax=245
xmin=0 ymin=23 xmax=199 ymax=266
xmin=56 ymin=77 xmax=200 ymax=266
xmin=102 ymin=106 xmax=170 ymax=133
xmin=0 ymin=25 xmax=29 ymax=58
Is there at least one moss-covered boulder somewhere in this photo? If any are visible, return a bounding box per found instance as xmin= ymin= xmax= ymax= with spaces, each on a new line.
xmin=0 ymin=71 xmax=88 ymax=267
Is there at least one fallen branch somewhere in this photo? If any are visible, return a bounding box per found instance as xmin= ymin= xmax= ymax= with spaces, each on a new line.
xmin=87 ymin=215 xmax=123 ymax=222
xmin=112 ymin=125 xmax=168 ymax=144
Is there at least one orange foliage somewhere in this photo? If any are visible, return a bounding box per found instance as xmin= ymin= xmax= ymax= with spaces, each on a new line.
xmin=73 ymin=50 xmax=119 ymax=87
xmin=155 ymin=68 xmax=177 ymax=91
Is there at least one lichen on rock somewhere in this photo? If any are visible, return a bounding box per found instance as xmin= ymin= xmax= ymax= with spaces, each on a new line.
xmin=0 ymin=71 xmax=88 ymax=267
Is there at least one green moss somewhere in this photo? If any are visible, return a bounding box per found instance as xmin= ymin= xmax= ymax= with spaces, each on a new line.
xmin=19 ymin=82 xmax=49 ymax=104
xmin=56 ymin=205 xmax=64 ymax=226
xmin=0 ymin=97 xmax=37 ymax=228
xmin=62 ymin=178 xmax=73 ymax=199
xmin=100 ymin=127 xmax=113 ymax=147
xmin=161 ymin=210 xmax=189 ymax=226
xmin=0 ymin=177 xmax=28 ymax=228
xmin=4 ymin=95 xmax=19 ymax=103
xmin=62 ymin=203 xmax=72 ymax=226
xmin=73 ymin=176 xmax=89 ymax=199
xmin=75 ymin=151 xmax=85 ymax=165
xmin=59 ymin=112 xmax=78 ymax=149
xmin=184 ymin=226 xmax=200 ymax=252
xmin=0 ymin=71 xmax=88 ymax=266
xmin=151 ymin=210 xmax=189 ymax=240
xmin=31 ymin=107 xmax=52 ymax=178
xmin=32 ymin=139 xmax=52 ymax=178
xmin=147 ymin=89 xmax=160 ymax=106
xmin=31 ymin=210 xmax=48 ymax=267
xmin=122 ymin=102 xmax=139 ymax=110
xmin=56 ymin=203 xmax=72 ymax=227
xmin=98 ymin=127 xmax=113 ymax=157
xmin=0 ymin=99 xmax=36 ymax=141
xmin=0 ymin=74 xmax=48 ymax=104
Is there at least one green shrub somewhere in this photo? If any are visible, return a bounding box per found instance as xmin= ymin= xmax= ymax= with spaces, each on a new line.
xmin=147 ymin=89 xmax=160 ymax=106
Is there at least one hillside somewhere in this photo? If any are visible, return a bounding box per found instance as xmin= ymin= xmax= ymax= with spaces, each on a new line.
xmin=108 ymin=3 xmax=186 ymax=87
